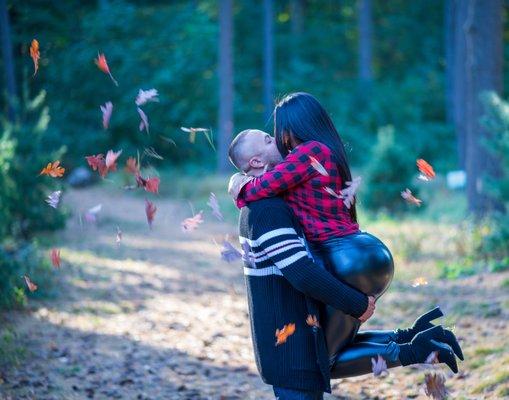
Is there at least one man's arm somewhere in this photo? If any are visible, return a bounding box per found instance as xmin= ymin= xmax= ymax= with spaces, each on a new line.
xmin=248 ymin=204 xmax=369 ymax=319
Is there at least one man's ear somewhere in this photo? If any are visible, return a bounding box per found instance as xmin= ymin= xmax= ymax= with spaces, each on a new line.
xmin=248 ymin=156 xmax=264 ymax=169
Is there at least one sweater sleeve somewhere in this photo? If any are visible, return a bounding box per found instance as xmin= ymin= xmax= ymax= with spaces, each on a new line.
xmin=235 ymin=141 xmax=327 ymax=208
xmin=249 ymin=204 xmax=368 ymax=319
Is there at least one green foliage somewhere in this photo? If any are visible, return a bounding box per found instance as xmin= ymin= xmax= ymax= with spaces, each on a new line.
xmin=1 ymin=84 xmax=68 ymax=240
xmin=0 ymin=82 xmax=66 ymax=309
xmin=0 ymin=239 xmax=55 ymax=309
xmin=362 ymin=125 xmax=419 ymax=212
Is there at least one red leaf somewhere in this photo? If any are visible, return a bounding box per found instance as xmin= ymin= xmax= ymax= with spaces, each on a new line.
xmin=145 ymin=199 xmax=157 ymax=229
xmin=181 ymin=211 xmax=204 ymax=233
xmin=50 ymin=248 xmax=61 ymax=268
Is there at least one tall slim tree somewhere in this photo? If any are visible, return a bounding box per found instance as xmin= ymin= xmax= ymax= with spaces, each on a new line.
xmin=453 ymin=0 xmax=467 ymax=169
xmin=217 ymin=0 xmax=234 ymax=173
xmin=463 ymin=0 xmax=503 ymax=215
xmin=444 ymin=0 xmax=455 ymax=125
xmin=0 ymin=0 xmax=17 ymax=122
xmin=357 ymin=0 xmax=373 ymax=84
xmin=290 ymin=0 xmax=304 ymax=68
xmin=263 ymin=0 xmax=274 ymax=122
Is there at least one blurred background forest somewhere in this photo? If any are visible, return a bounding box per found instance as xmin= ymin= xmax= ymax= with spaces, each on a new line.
xmin=1 ymin=1 xmax=509 ymax=398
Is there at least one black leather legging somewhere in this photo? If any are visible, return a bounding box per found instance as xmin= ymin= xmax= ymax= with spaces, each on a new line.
xmin=307 ymin=231 xmax=395 ymax=367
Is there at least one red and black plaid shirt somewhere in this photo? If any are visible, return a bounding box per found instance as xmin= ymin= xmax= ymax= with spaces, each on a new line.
xmin=236 ymin=140 xmax=359 ymax=242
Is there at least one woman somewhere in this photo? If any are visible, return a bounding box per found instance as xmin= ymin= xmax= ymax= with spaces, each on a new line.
xmin=229 ymin=92 xmax=463 ymax=374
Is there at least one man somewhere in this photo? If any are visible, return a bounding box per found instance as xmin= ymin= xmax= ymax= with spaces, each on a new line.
xmin=228 ymin=130 xmax=375 ymax=399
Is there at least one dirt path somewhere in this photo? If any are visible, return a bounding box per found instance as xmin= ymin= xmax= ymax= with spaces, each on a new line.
xmin=1 ymin=186 xmax=508 ymax=399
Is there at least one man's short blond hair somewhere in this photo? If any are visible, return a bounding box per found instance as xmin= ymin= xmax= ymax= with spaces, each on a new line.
xmin=228 ymin=129 xmax=253 ymax=172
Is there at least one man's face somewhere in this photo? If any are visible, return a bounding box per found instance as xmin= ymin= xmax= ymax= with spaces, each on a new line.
xmin=244 ymin=130 xmax=283 ymax=171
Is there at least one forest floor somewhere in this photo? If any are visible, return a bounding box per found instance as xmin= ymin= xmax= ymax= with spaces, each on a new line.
xmin=1 ymin=185 xmax=508 ymax=399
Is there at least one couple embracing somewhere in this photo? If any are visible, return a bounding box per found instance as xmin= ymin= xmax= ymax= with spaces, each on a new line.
xmin=226 ymin=92 xmax=464 ymax=400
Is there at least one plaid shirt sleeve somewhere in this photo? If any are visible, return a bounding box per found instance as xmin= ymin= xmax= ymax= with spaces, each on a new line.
xmin=235 ymin=141 xmax=326 ymax=208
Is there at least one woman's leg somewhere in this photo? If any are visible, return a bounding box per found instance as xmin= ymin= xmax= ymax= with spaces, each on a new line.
xmin=309 ymin=232 xmax=395 ymax=364
xmin=330 ymin=325 xmax=461 ymax=379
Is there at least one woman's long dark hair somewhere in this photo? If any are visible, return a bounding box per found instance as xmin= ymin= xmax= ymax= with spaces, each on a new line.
xmin=273 ymin=92 xmax=358 ymax=223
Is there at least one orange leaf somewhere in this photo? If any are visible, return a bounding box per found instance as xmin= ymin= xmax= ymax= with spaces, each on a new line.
xmin=30 ymin=39 xmax=40 ymax=77
xmin=306 ymin=314 xmax=320 ymax=328
xmin=275 ymin=323 xmax=296 ymax=346
xmin=181 ymin=211 xmax=204 ymax=233
xmin=24 ymin=275 xmax=38 ymax=292
xmin=417 ymin=159 xmax=436 ymax=181
xmin=401 ymin=188 xmax=422 ymax=206
xmin=125 ymin=157 xmax=140 ymax=176
xmin=39 ymin=161 xmax=65 ymax=178
xmin=50 ymin=248 xmax=61 ymax=268
xmin=94 ymin=53 xmax=118 ymax=86
xmin=145 ymin=199 xmax=157 ymax=229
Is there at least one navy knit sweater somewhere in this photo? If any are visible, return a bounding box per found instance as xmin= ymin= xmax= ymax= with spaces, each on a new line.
xmin=239 ymin=197 xmax=369 ymax=393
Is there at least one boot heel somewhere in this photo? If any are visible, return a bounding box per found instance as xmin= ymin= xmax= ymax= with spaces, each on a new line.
xmin=430 ymin=339 xmax=458 ymax=373
xmin=416 ymin=306 xmax=444 ymax=327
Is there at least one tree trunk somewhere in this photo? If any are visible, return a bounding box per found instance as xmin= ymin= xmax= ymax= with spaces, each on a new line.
xmin=290 ymin=0 xmax=304 ymax=68
xmin=453 ymin=0 xmax=467 ymax=169
xmin=217 ymin=0 xmax=234 ymax=173
xmin=0 ymin=0 xmax=17 ymax=122
xmin=357 ymin=0 xmax=373 ymax=84
xmin=444 ymin=0 xmax=455 ymax=125
xmin=464 ymin=0 xmax=503 ymax=216
xmin=263 ymin=0 xmax=274 ymax=122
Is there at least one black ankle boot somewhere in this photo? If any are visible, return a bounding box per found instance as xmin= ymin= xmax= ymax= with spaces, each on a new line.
xmin=398 ymin=325 xmax=459 ymax=373
xmin=394 ymin=306 xmax=444 ymax=343
xmin=394 ymin=307 xmax=464 ymax=360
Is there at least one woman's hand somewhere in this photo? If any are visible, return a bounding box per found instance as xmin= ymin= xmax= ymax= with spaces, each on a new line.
xmin=358 ymin=295 xmax=376 ymax=323
xmin=228 ymin=173 xmax=254 ymax=201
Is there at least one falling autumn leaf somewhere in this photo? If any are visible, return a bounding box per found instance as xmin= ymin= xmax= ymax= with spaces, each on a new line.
xmin=94 ymin=53 xmax=118 ymax=86
xmin=306 ymin=314 xmax=320 ymax=328
xmin=30 ymin=39 xmax=40 ymax=77
xmin=323 ymin=186 xmax=342 ymax=199
xmin=425 ymin=351 xmax=439 ymax=365
xmin=401 ymin=188 xmax=423 ymax=206
xmin=340 ymin=176 xmax=362 ymax=209
xmin=412 ymin=276 xmax=429 ymax=287
xmin=309 ymin=156 xmax=329 ymax=177
xmin=39 ymin=161 xmax=65 ymax=178
xmin=125 ymin=157 xmax=140 ymax=176
xmin=24 ymin=275 xmax=38 ymax=292
xmin=85 ymin=154 xmax=108 ymax=178
xmin=181 ymin=211 xmax=204 ymax=233
xmin=105 ymin=149 xmax=122 ymax=169
xmin=143 ymin=147 xmax=163 ymax=160
xmin=100 ymin=101 xmax=113 ymax=129
xmin=180 ymin=127 xmax=216 ymax=150
xmin=50 ymin=248 xmax=61 ymax=268
xmin=144 ymin=177 xmax=160 ymax=194
xmin=240 ymin=241 xmax=255 ymax=268
xmin=275 ymin=323 xmax=296 ymax=346
xmin=116 ymin=226 xmax=122 ymax=245
xmin=145 ymin=199 xmax=157 ymax=229
xmin=417 ymin=159 xmax=436 ymax=181
xmin=84 ymin=204 xmax=102 ymax=223
xmin=135 ymin=89 xmax=159 ymax=106
xmin=45 ymin=190 xmax=62 ymax=209
xmin=371 ymin=354 xmax=388 ymax=377
xmin=207 ymin=193 xmax=223 ymax=221
xmin=424 ymin=371 xmax=449 ymax=400
xmin=220 ymin=240 xmax=242 ymax=263
xmin=137 ymin=107 xmax=149 ymax=133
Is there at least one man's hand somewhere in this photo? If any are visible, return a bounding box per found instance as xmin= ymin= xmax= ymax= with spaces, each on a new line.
xmin=358 ymin=296 xmax=376 ymax=323
xmin=228 ymin=173 xmax=254 ymax=201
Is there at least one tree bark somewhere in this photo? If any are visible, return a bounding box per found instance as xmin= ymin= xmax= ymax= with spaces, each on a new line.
xmin=290 ymin=0 xmax=304 ymax=68
xmin=453 ymin=0 xmax=467 ymax=169
xmin=217 ymin=0 xmax=234 ymax=173
xmin=357 ymin=0 xmax=373 ymax=84
xmin=0 ymin=0 xmax=17 ymax=122
xmin=444 ymin=0 xmax=455 ymax=125
xmin=263 ymin=0 xmax=274 ymax=122
xmin=464 ymin=0 xmax=503 ymax=216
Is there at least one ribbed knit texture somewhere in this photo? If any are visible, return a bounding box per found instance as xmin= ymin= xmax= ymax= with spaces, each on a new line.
xmin=239 ymin=197 xmax=369 ymax=393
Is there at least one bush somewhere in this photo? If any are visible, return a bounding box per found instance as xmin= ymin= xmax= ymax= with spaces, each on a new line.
xmin=362 ymin=125 xmax=420 ymax=212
